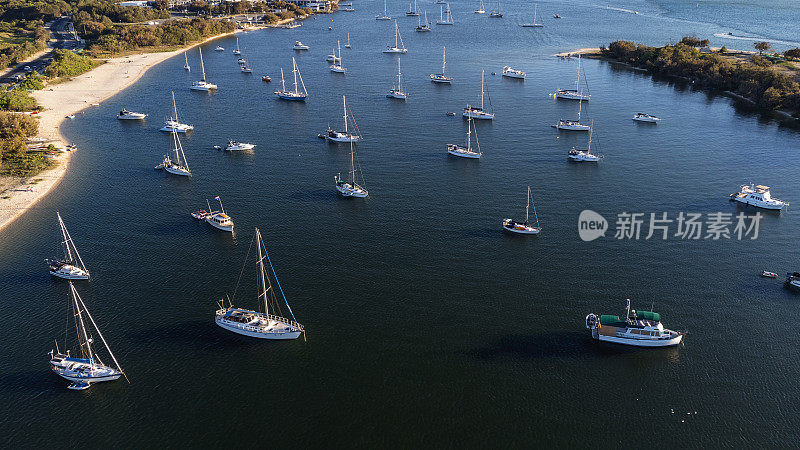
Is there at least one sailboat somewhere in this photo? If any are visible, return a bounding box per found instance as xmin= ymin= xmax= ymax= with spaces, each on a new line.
xmin=376 ymin=0 xmax=391 ymax=20
xmin=157 ymin=127 xmax=192 ymax=177
xmin=503 ymin=187 xmax=542 ymax=234
xmin=489 ymin=0 xmax=503 ymax=17
xmin=415 ymin=10 xmax=431 ymax=31
xmin=387 ymin=59 xmax=408 ymax=99
xmin=215 ymin=228 xmax=304 ymax=339
xmin=345 ymin=33 xmax=352 ymax=48
xmin=183 ymin=52 xmax=190 ymax=71
xmin=160 ymin=91 xmax=194 ymax=133
xmin=189 ymin=48 xmax=217 ymax=91
xmin=568 ymin=120 xmax=601 ymax=162
xmin=463 ymin=69 xmax=494 ymax=119
xmin=556 ymin=96 xmax=590 ymax=131
xmin=521 ymin=2 xmax=544 ymax=27
xmin=474 ymin=0 xmax=485 ymax=14
xmin=233 ymin=37 xmax=241 ymax=55
xmin=436 ymin=3 xmax=454 ymax=24
xmin=430 ymin=46 xmax=452 ymax=83
xmin=330 ymin=40 xmax=346 ymax=73
xmin=325 ymin=95 xmax=361 ymax=142
xmin=447 ymin=111 xmax=481 ymax=159
xmin=383 ymin=20 xmax=407 ymax=53
xmin=335 ymin=140 xmax=368 ymax=198
xmin=49 ymin=282 xmax=126 ymax=390
xmin=47 ymin=212 xmax=90 ymax=280
xmin=556 ymin=54 xmax=591 ymax=100
xmin=239 ymin=52 xmax=253 ymax=73
xmin=406 ymin=0 xmax=420 ymax=16
xmin=274 ymin=58 xmax=308 ymax=101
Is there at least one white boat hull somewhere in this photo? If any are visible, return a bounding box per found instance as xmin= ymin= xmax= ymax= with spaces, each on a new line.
xmin=215 ymin=318 xmax=301 ymax=339
xmin=556 ymin=90 xmax=590 ymax=101
xmin=594 ymin=333 xmax=683 ymax=347
xmin=447 ymin=146 xmax=481 ymax=159
xmin=330 ymin=66 xmax=346 ymax=73
xmin=387 ymin=91 xmax=407 ymax=99
xmin=383 ymin=47 xmax=407 ymax=53
xmin=336 ymin=184 xmax=368 ymax=197
xmin=463 ymin=110 xmax=494 ymax=120
xmin=502 ymin=72 xmax=526 ymax=79
xmin=633 ymin=116 xmax=660 ymax=123
xmin=326 ymin=135 xmax=360 ymax=143
xmin=206 ymin=218 xmax=234 ymax=232
xmin=520 ymin=23 xmax=544 ymax=27
xmin=164 ymin=165 xmax=191 ymax=176
xmin=190 ymin=82 xmax=217 ymax=91
xmin=732 ymin=197 xmax=785 ymax=210
xmin=160 ymin=123 xmax=193 ymax=133
xmin=503 ymin=219 xmax=540 ymax=234
xmin=557 ymin=121 xmax=591 ymax=131
xmin=49 ymin=264 xmax=89 ymax=280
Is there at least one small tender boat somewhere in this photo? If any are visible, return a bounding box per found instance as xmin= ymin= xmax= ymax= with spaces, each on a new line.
xmin=225 ymin=140 xmax=255 ymax=151
xmin=447 ymin=112 xmax=481 ymax=159
xmin=336 ymin=141 xmax=369 ymax=198
xmin=262 ymin=75 xmax=271 ymax=82
xmin=205 ymin=197 xmax=234 ymax=232
xmin=585 ymin=299 xmax=685 ymax=347
xmin=293 ymin=41 xmax=309 ymax=50
xmin=633 ymin=112 xmax=661 ymax=123
xmin=50 ymin=282 xmax=126 ymax=390
xmin=729 ymin=184 xmax=787 ymax=211
xmin=502 ymin=66 xmax=526 ymax=79
xmin=116 ymin=109 xmax=146 ymax=120
xmin=761 ymin=270 xmax=778 ymax=278
xmin=503 ymin=186 xmax=541 ymax=235
xmin=786 ymin=272 xmax=800 ymax=290
xmin=430 ymin=47 xmax=453 ymax=83
xmin=383 ymin=20 xmax=407 ymax=53
xmin=191 ymin=209 xmax=210 ymax=220
xmin=446 ymin=112 xmax=456 ymax=116
xmin=214 ymin=45 xmax=224 ymax=51
xmin=47 ymin=213 xmax=90 ymax=280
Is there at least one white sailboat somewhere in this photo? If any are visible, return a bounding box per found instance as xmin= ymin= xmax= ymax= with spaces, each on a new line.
xmin=233 ymin=38 xmax=241 ymax=55
xmin=325 ymin=95 xmax=361 ymax=142
xmin=447 ymin=112 xmax=482 ymax=159
xmin=568 ymin=120 xmax=601 ymax=162
xmin=383 ymin=20 xmax=407 ymax=53
xmin=463 ymin=69 xmax=494 ymax=119
xmin=345 ymin=33 xmax=352 ymax=48
xmin=556 ymin=54 xmax=591 ymax=100
xmin=521 ymin=2 xmax=544 ymax=27
xmin=49 ymin=282 xmax=126 ymax=390
xmin=430 ymin=46 xmax=452 ymax=83
xmin=556 ymin=96 xmax=590 ymax=131
xmin=330 ymin=40 xmax=346 ymax=73
xmin=160 ymin=91 xmax=194 ymax=133
xmin=475 ymin=0 xmax=486 ymax=14
xmin=205 ymin=197 xmax=235 ymax=232
xmin=387 ymin=59 xmax=408 ymax=99
xmin=183 ymin=52 xmax=190 ymax=71
xmin=156 ymin=127 xmax=191 ymax=177
xmin=436 ymin=3 xmax=454 ymax=24
xmin=503 ymin=186 xmax=542 ymax=234
xmin=239 ymin=52 xmax=253 ymax=73
xmin=189 ymin=48 xmax=217 ymax=91
xmin=489 ymin=0 xmax=503 ymax=17
xmin=274 ymin=58 xmax=308 ymax=101
xmin=47 ymin=212 xmax=90 ymax=280
xmin=406 ymin=0 xmax=420 ymax=16
xmin=416 ymin=10 xmax=432 ymax=31
xmin=215 ymin=228 xmax=304 ymax=339
xmin=376 ymin=0 xmax=391 ymax=20
xmin=335 ymin=140 xmax=368 ymax=198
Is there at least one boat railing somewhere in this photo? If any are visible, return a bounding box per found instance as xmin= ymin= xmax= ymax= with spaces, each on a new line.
xmin=216 ymin=309 xmax=304 ymax=332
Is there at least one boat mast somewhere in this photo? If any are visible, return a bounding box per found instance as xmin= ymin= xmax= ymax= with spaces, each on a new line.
xmin=256 ymin=227 xmax=270 ymax=316
xmin=292 ymin=57 xmax=299 ymax=94
xmin=397 ymin=59 xmax=402 ymax=91
xmin=525 ymin=186 xmax=530 ymax=223
xmin=337 ymin=39 xmax=342 ymax=65
xmin=465 ymin=112 xmax=472 ymax=151
xmin=58 ymin=213 xmax=87 ymax=272
xmin=588 ymin=119 xmax=594 ymax=152
xmin=533 ymin=3 xmax=537 ymax=24
xmin=199 ymin=47 xmax=206 ymax=82
xmin=171 ymin=91 xmax=178 ymax=121
xmin=576 ymin=54 xmax=581 ymax=92
xmin=394 ymin=20 xmax=399 ymax=48
xmin=218 ymin=197 xmax=226 ymax=215
xmin=349 ymin=139 xmax=356 ymax=184
xmin=442 ymin=46 xmax=446 ymax=74
xmin=280 ymin=67 xmax=286 ymax=92
xmin=342 ymin=95 xmax=348 ymax=134
xmin=577 ymin=96 xmax=583 ymax=122
xmin=384 ymin=0 xmax=388 ymax=16
xmin=481 ymin=69 xmax=485 ymax=110
xmin=71 ymin=282 xmax=94 ymax=365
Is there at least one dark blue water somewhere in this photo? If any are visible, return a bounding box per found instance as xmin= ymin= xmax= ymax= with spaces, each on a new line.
xmin=2 ymin=1 xmax=799 ymax=446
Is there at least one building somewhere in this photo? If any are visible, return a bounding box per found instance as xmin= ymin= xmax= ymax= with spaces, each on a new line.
xmin=290 ymin=0 xmax=331 ymax=11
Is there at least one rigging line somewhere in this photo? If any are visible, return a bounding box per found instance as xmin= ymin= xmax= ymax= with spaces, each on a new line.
xmin=347 ymin=105 xmax=363 ymax=138
xmin=260 ymin=236 xmax=298 ymax=323
xmin=230 ymin=231 xmax=256 ymax=306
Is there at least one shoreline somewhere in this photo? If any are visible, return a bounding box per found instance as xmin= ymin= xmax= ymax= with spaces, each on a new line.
xmin=0 ymin=29 xmax=248 ymax=233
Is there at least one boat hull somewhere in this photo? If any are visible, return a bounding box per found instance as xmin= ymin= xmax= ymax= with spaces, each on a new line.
xmin=502 ymin=73 xmax=526 ymax=79
xmin=557 ymin=121 xmax=590 ymax=131
xmin=49 ymin=265 xmax=89 ymax=280
xmin=462 ymin=110 xmax=494 ymax=120
xmin=447 ymin=146 xmax=481 ymax=159
xmin=556 ymin=90 xmax=590 ymax=101
xmin=632 ymin=117 xmax=659 ymax=123
xmin=215 ymin=318 xmax=302 ymax=339
xmin=276 ymin=93 xmax=307 ymax=101
xmin=336 ymin=184 xmax=368 ymax=197
xmin=164 ymin=165 xmax=191 ymax=177
xmin=594 ymin=333 xmax=683 ymax=347
xmin=732 ymin=197 xmax=784 ymax=210
xmin=206 ymin=218 xmax=234 ymax=232
xmin=50 ymin=358 xmax=121 ymax=385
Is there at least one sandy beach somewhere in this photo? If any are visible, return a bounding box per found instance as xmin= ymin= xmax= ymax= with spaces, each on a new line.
xmin=0 ymin=31 xmax=240 ymax=233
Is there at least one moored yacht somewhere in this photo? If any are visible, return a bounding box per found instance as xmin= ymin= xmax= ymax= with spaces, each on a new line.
xmin=785 ymin=272 xmax=800 ymax=290
xmin=585 ymin=299 xmax=685 ymax=347
xmin=489 ymin=0 xmax=503 ymax=16
xmin=116 ymin=109 xmax=146 ymax=120
xmin=632 ymin=112 xmax=661 ymax=123
xmin=430 ymin=46 xmax=453 ymax=83
xmin=503 ymin=186 xmax=541 ymax=234
xmin=189 ymin=48 xmax=217 ymax=91
xmin=463 ymin=70 xmax=494 ymax=119
xmin=335 ymin=141 xmax=368 ymax=197
xmin=274 ymin=58 xmax=308 ymax=101
xmin=387 ymin=59 xmax=408 ymax=99
xmin=502 ymin=66 xmax=526 ymax=79
xmin=556 ymin=96 xmax=590 ymax=131
xmin=214 ymin=45 xmax=224 ymax=51
xmin=325 ymin=95 xmax=361 ymax=143
xmin=521 ymin=2 xmax=544 ymax=27
xmin=729 ymin=184 xmax=787 ymax=211
xmin=157 ymin=127 xmax=191 ymax=177
xmin=556 ymin=54 xmax=590 ymax=100
xmin=376 ymin=0 xmax=391 ymax=20
xmin=224 ymin=140 xmax=255 ymax=151
xmin=293 ymin=41 xmax=309 ymax=50
xmin=47 ymin=212 xmax=90 ymax=280
xmin=406 ymin=0 xmax=420 ymax=16
xmin=447 ymin=112 xmax=481 ymax=159
xmin=568 ymin=120 xmax=601 ymax=162
xmin=416 ymin=10 xmax=432 ymax=31
xmin=330 ymin=40 xmax=346 ymax=73
xmin=383 ymin=20 xmax=407 ymax=53
xmin=205 ymin=196 xmax=234 ymax=232
xmin=474 ymin=0 xmax=485 ymax=13
xmin=436 ymin=3 xmax=454 ymax=24
xmin=232 ymin=38 xmax=241 ymax=55
xmin=160 ymin=91 xmax=194 ymax=133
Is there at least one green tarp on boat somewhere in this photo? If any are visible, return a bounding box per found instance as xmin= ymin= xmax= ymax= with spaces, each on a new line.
xmin=634 ymin=310 xmax=661 ymax=322
xmin=599 ymin=315 xmax=626 ymax=327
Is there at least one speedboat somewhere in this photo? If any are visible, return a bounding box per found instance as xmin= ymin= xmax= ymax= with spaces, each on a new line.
xmin=160 ymin=119 xmax=194 ymax=133
xmin=761 ymin=270 xmax=778 ymax=278
xmin=325 ymin=127 xmax=360 ymax=143
xmin=729 ymin=184 xmax=787 ymax=211
xmin=214 ymin=45 xmax=224 ymax=51
xmin=116 ymin=109 xmax=146 ymax=120
xmin=502 ymin=66 xmax=526 ymax=79
xmin=585 ymin=299 xmax=685 ymax=347
xmin=786 ymin=272 xmax=800 ymax=290
xmin=225 ymin=140 xmax=255 ymax=151
xmin=632 ymin=112 xmax=661 ymax=123
xmin=293 ymin=41 xmax=309 ymax=50
xmin=262 ymin=75 xmax=271 ymax=82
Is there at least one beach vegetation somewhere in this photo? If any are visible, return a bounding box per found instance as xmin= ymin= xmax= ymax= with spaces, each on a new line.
xmin=0 ymin=111 xmax=38 ymax=162
xmin=603 ymin=40 xmax=800 ymax=114
xmin=679 ymin=36 xmax=709 ymax=48
xmin=18 ymin=71 xmax=45 ymax=90
xmin=0 ymin=89 xmax=38 ymax=111
xmin=784 ymin=48 xmax=800 ymax=60
xmin=0 ymin=24 xmax=49 ymax=68
xmin=753 ymin=41 xmax=771 ymax=55
xmin=46 ymin=48 xmax=99 ymax=78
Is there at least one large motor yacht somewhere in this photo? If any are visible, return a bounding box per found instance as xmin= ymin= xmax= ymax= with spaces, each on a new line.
xmin=585 ymin=299 xmax=685 ymax=347
xmin=729 ymin=184 xmax=787 ymax=211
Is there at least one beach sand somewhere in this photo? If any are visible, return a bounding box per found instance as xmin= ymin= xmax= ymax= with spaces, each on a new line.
xmin=0 ymin=32 xmax=239 ymax=233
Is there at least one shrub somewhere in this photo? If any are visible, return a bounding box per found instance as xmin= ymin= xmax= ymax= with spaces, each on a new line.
xmin=46 ymin=49 xmax=99 ymax=78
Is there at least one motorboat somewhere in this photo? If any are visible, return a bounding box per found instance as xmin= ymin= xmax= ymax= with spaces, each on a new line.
xmin=191 ymin=209 xmax=210 ymax=220
xmin=632 ymin=112 xmax=661 ymax=123
xmin=47 ymin=213 xmax=90 ymax=280
xmin=430 ymin=46 xmax=453 ymax=83
xmin=729 ymin=184 xmax=787 ymax=211
xmin=447 ymin=112 xmax=481 ymax=159
xmin=225 ymin=140 xmax=256 ymax=151
xmin=761 ymin=270 xmax=778 ymax=278
xmin=293 ymin=41 xmax=309 ymax=50
xmin=383 ymin=20 xmax=407 ymax=53
xmin=501 ymin=66 xmax=526 ymax=79
xmin=462 ymin=70 xmax=494 ymax=119
xmin=502 ymin=186 xmax=541 ymax=234
xmin=189 ymin=48 xmax=217 ymax=91
xmin=204 ymin=197 xmax=234 ymax=232
xmin=262 ymin=75 xmax=271 ymax=82
xmin=325 ymin=96 xmax=361 ymax=142
xmin=116 ymin=109 xmax=146 ymax=120
xmin=214 ymin=45 xmax=224 ymax=51
xmin=585 ymin=299 xmax=685 ymax=347
xmin=786 ymin=272 xmax=800 ymax=290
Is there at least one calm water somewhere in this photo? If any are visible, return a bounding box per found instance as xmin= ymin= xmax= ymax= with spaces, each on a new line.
xmin=2 ymin=1 xmax=799 ymax=446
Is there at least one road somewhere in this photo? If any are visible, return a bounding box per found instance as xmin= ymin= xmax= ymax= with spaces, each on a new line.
xmin=1 ymin=17 xmax=84 ymax=85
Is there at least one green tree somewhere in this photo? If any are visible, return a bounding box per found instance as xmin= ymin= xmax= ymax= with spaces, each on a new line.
xmin=784 ymin=48 xmax=800 ymax=59
xmin=754 ymin=41 xmax=772 ymax=55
